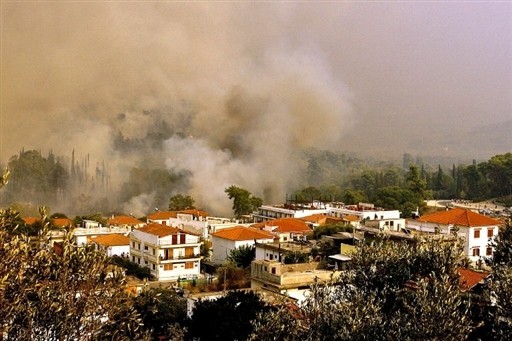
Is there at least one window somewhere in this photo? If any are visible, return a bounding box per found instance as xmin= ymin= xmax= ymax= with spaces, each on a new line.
xmin=132 ymin=256 xmax=135 ymax=262
xmin=144 ymin=245 xmax=148 ymax=251
xmin=185 ymin=262 xmax=194 ymax=269
xmin=486 ymin=247 xmax=493 ymax=256
xmin=474 ymin=229 xmax=481 ymax=239
xmin=180 ymin=234 xmax=186 ymax=244
xmin=269 ymin=254 xmax=273 ymax=260
xmin=271 ymin=267 xmax=276 ymax=274
xmin=472 ymin=248 xmax=480 ymax=257
xmin=487 ymin=228 xmax=494 ymax=238
xmin=163 ymin=264 xmax=173 ymax=271
xmin=152 ymin=263 xmax=156 ymax=270
xmin=132 ymin=241 xmax=136 ymax=248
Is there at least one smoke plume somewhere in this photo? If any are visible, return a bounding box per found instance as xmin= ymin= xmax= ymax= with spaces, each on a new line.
xmin=1 ymin=2 xmax=353 ymax=216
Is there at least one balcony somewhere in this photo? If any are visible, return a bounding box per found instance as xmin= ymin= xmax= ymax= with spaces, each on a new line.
xmin=158 ymin=254 xmax=202 ymax=262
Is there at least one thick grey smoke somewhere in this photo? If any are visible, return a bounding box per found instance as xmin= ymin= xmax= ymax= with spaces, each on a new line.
xmin=2 ymin=2 xmax=510 ymax=215
xmin=1 ymin=2 xmax=352 ymax=215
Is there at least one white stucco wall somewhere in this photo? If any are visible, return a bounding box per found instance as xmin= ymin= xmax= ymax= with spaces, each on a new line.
xmin=211 ymin=236 xmax=274 ymax=264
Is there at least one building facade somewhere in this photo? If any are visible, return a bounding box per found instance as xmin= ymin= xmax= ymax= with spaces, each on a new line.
xmin=407 ymin=208 xmax=502 ymax=262
xmin=130 ymin=223 xmax=202 ymax=281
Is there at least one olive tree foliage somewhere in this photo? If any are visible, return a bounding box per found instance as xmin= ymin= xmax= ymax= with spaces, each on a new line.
xmin=488 ymin=220 xmax=512 ymax=339
xmin=251 ymin=236 xmax=473 ymax=341
xmin=0 ymin=173 xmax=147 ymax=340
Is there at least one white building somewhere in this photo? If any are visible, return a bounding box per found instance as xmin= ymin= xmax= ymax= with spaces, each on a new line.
xmin=253 ymin=203 xmax=329 ymax=223
xmin=364 ymin=218 xmax=406 ymax=232
xmin=407 ymin=208 xmax=502 ymax=262
xmin=91 ymin=234 xmax=131 ymax=257
xmin=210 ymin=226 xmax=274 ymax=264
xmin=130 ymin=223 xmax=202 ymax=281
xmin=73 ymin=219 xmax=131 ymax=245
xmin=147 ymin=210 xmax=233 ymax=239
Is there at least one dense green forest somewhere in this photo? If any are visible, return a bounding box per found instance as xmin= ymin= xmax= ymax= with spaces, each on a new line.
xmin=1 ymin=148 xmax=511 ymax=217
xmin=294 ymin=152 xmax=512 ymax=216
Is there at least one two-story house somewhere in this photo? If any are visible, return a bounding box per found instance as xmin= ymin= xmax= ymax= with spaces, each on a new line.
xmin=407 ymin=208 xmax=502 ymax=262
xmin=130 ymin=223 xmax=202 ymax=281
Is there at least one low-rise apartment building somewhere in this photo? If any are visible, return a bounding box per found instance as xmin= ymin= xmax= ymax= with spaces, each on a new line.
xmin=130 ymin=223 xmax=202 ymax=281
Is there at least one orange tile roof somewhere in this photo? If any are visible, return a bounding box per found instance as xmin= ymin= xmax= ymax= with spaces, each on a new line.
xmin=458 ymin=268 xmax=490 ymax=291
xmin=23 ymin=217 xmax=39 ymax=225
xmin=212 ymin=226 xmax=274 ymax=241
xmin=418 ymin=208 xmax=501 ymax=227
xmin=252 ymin=218 xmax=312 ymax=234
xmin=137 ymin=223 xmax=182 ymax=237
xmin=343 ymin=215 xmax=361 ymax=222
xmin=179 ymin=209 xmax=209 ymax=217
xmin=300 ymin=214 xmax=329 ymax=223
xmin=146 ymin=211 xmax=178 ymax=220
xmin=108 ymin=215 xmax=144 ymax=226
xmin=92 ymin=234 xmax=131 ymax=247
xmin=53 ymin=218 xmax=73 ymax=227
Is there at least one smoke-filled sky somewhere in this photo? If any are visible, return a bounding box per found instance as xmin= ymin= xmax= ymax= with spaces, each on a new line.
xmin=1 ymin=2 xmax=511 ymax=215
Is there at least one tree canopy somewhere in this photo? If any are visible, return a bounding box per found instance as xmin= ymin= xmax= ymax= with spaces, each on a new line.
xmin=227 ymin=244 xmax=256 ymax=268
xmin=224 ymin=185 xmax=263 ymax=219
xmin=251 ymin=236 xmax=474 ymax=341
xmin=0 ymin=207 xmax=146 ymax=340
xmin=168 ymin=194 xmax=195 ymax=211
xmin=187 ymin=290 xmax=270 ymax=341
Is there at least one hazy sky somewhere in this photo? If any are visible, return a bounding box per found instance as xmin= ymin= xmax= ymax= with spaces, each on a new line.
xmin=0 ymin=2 xmax=511 ymax=212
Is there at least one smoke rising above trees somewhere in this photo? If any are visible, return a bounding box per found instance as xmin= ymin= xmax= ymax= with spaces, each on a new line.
xmin=1 ymin=3 xmax=354 ymax=216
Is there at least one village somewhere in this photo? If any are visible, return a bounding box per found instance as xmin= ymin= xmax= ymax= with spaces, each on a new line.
xmin=20 ymin=196 xmax=508 ymax=309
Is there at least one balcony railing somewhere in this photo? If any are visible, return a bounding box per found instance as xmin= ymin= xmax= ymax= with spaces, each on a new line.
xmin=158 ymin=254 xmax=201 ymax=262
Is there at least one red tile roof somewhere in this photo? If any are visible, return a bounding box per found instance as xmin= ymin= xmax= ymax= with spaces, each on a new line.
xmin=146 ymin=211 xmax=178 ymax=220
xmin=108 ymin=215 xmax=144 ymax=226
xmin=22 ymin=217 xmax=39 ymax=225
xmin=458 ymin=268 xmax=490 ymax=291
xmin=53 ymin=218 xmax=73 ymax=228
xmin=212 ymin=226 xmax=274 ymax=241
xmin=342 ymin=215 xmax=361 ymax=222
xmin=252 ymin=218 xmax=312 ymax=234
xmin=300 ymin=214 xmax=329 ymax=224
xmin=92 ymin=234 xmax=131 ymax=247
xmin=179 ymin=209 xmax=209 ymax=217
xmin=137 ymin=223 xmax=182 ymax=237
xmin=417 ymin=208 xmax=501 ymax=227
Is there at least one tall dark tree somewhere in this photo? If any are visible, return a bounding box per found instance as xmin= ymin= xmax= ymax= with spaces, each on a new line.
xmin=187 ymin=290 xmax=270 ymax=341
xmin=228 ymin=244 xmax=256 ymax=268
xmin=225 ymin=185 xmax=263 ymax=219
xmin=133 ymin=287 xmax=187 ymax=339
xmin=168 ymin=194 xmax=195 ymax=211
xmin=406 ymin=164 xmax=427 ymax=199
